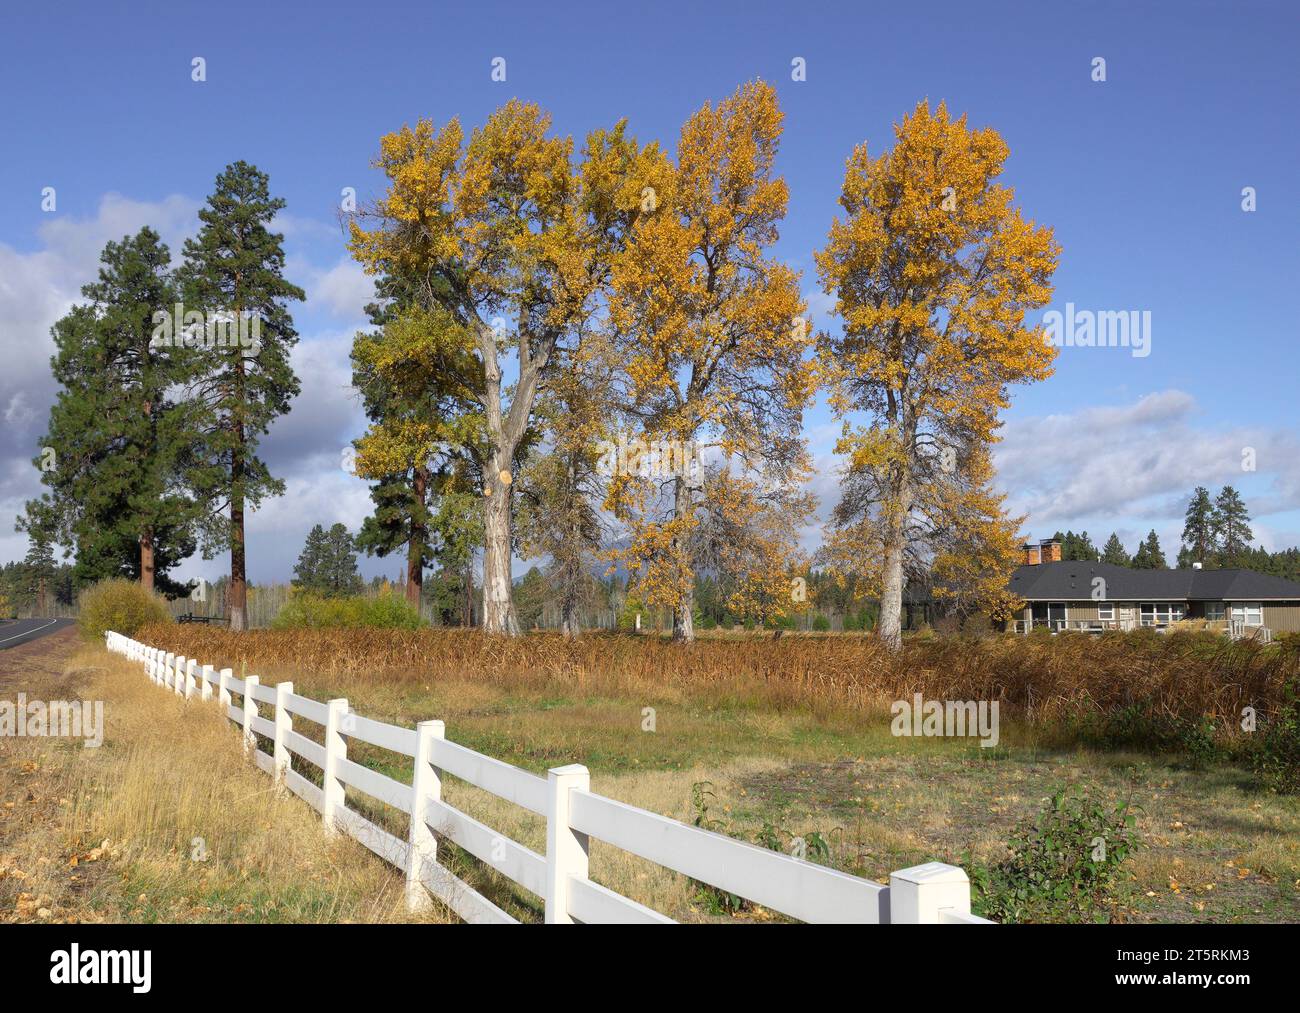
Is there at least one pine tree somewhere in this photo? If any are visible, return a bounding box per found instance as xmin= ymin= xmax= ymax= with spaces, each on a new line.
xmin=293 ymin=525 xmax=329 ymax=592
xmin=1213 ymin=486 xmax=1253 ymax=565
xmin=21 ymin=228 xmax=202 ymax=596
xmin=1100 ymin=532 xmax=1130 ymax=566
xmin=321 ymin=523 xmax=362 ymax=596
xmin=23 ymin=534 xmax=56 ymax=613
xmin=1178 ymin=486 xmax=1218 ymax=568
xmin=1131 ymin=530 xmax=1167 ymax=569
xmin=180 ymin=162 xmax=305 ymax=630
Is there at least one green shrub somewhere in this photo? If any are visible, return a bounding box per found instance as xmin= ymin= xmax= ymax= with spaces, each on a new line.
xmin=78 ymin=578 xmax=172 ymax=640
xmin=1254 ymin=681 xmax=1300 ymax=794
xmin=974 ymin=784 xmax=1141 ymax=923
xmin=842 ymin=614 xmax=861 ymax=632
xmin=812 ymin=613 xmax=831 ymax=632
xmin=271 ymin=591 xmax=422 ymax=630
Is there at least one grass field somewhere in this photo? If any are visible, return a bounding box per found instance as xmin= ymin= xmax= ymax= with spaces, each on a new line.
xmin=5 ymin=626 xmax=1299 ymax=923
xmin=119 ymin=627 xmax=1300 ymax=921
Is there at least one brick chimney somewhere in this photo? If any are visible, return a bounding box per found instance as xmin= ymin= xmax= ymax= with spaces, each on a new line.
xmin=1041 ymin=539 xmax=1062 ymax=563
xmin=1022 ymin=542 xmax=1042 ymax=565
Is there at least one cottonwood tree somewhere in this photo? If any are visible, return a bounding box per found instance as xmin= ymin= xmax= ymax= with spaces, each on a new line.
xmin=605 ymin=80 xmax=815 ymax=643
xmin=816 ymin=101 xmax=1060 ymax=649
xmin=22 ymin=228 xmax=202 ymax=595
xmin=349 ymin=104 xmax=655 ymax=634
xmin=516 ymin=348 xmax=611 ymax=637
xmin=180 ymin=162 xmax=304 ymax=631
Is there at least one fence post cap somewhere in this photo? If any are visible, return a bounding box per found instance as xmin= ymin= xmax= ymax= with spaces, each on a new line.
xmin=548 ymin=763 xmax=589 ymax=779
xmin=416 ymin=718 xmax=444 ymax=732
xmin=891 ymin=862 xmax=969 ymax=886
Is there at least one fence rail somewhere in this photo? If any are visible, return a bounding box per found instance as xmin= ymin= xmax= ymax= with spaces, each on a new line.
xmin=106 ymin=630 xmax=992 ymax=925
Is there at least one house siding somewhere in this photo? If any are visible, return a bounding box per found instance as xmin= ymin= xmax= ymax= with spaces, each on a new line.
xmin=1262 ymin=603 xmax=1300 ymax=634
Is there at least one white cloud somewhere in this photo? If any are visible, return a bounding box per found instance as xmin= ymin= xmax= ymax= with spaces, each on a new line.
xmin=994 ymin=389 xmax=1300 ymax=549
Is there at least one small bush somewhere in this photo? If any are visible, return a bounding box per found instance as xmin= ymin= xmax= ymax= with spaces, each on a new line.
xmin=842 ymin=614 xmax=861 ymax=632
xmin=975 ymin=784 xmax=1140 ymax=923
xmin=78 ymin=578 xmax=172 ymax=640
xmin=812 ymin=613 xmax=831 ymax=632
xmin=1254 ymin=682 xmax=1300 ymax=794
xmin=271 ymin=591 xmax=422 ymax=630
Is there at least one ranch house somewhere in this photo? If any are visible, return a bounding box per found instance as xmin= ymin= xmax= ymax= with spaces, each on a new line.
xmin=1007 ymin=539 xmax=1300 ymax=640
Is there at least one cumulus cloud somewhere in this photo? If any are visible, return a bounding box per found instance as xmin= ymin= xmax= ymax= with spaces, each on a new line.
xmin=0 ymin=191 xmax=372 ymax=572
xmin=993 ymin=389 xmax=1300 ymax=549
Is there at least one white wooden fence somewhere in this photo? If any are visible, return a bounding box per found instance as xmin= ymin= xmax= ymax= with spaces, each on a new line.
xmin=105 ymin=630 xmax=992 ymax=925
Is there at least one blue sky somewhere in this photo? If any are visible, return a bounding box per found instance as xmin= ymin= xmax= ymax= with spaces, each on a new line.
xmin=2 ymin=0 xmax=1297 ymax=583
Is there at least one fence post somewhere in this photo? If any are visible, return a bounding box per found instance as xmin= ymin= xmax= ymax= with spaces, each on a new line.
xmin=200 ymin=665 xmax=214 ymax=702
xmin=184 ymin=659 xmax=197 ymax=700
xmin=406 ymin=719 xmax=444 ymax=911
xmin=322 ymin=698 xmax=349 ymax=835
xmin=218 ymin=667 xmax=233 ymax=709
xmin=175 ymin=656 xmax=187 ymax=696
xmin=273 ymin=682 xmax=293 ymax=789
xmin=889 ymin=863 xmax=974 ymax=924
xmin=242 ymin=675 xmax=259 ymax=756
xmin=545 ymin=763 xmax=590 ymax=924
xmin=165 ymin=653 xmax=175 ymax=690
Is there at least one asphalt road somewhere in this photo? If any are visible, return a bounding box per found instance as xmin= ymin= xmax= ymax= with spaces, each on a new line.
xmin=0 ymin=617 xmax=76 ymax=651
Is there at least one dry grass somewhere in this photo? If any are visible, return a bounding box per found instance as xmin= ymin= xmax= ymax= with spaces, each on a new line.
xmin=0 ymin=639 xmax=447 ymax=924
xmin=138 ymin=624 xmax=1300 ymax=734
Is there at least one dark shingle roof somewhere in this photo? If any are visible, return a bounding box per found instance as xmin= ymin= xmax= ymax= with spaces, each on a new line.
xmin=1009 ymin=561 xmax=1300 ymax=601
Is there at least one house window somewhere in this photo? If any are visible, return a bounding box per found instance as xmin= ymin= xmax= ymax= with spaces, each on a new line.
xmin=1235 ymin=602 xmax=1263 ymax=627
xmin=1140 ymin=603 xmax=1185 ymax=625
xmin=1098 ymin=603 xmax=1115 ymax=621
xmin=1205 ymin=602 xmax=1226 ymax=621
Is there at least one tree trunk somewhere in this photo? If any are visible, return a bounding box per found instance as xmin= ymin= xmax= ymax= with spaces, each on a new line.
xmin=226 ymin=346 xmax=249 ymax=631
xmin=140 ymin=527 xmax=156 ymax=593
xmin=877 ymin=445 xmax=914 ymax=652
xmin=671 ymin=475 xmax=695 ymax=643
xmin=229 ymin=417 xmax=248 ymax=632
xmin=406 ymin=465 xmax=428 ymax=610
xmin=481 ymin=471 xmax=520 ymax=635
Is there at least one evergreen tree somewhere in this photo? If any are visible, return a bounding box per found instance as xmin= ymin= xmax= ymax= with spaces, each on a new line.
xmin=1131 ymin=530 xmax=1167 ymax=569
xmin=321 ymin=523 xmax=362 ymax=596
xmin=180 ymin=162 xmax=304 ymax=630
xmin=515 ymin=565 xmax=548 ymax=630
xmin=293 ymin=525 xmax=329 ymax=591
xmin=1100 ymin=532 xmax=1130 ymax=566
xmin=1213 ymin=485 xmax=1253 ymax=565
xmin=20 ymin=228 xmax=201 ymax=596
xmin=1177 ymin=486 xmax=1218 ymax=568
xmin=22 ymin=534 xmax=56 ymax=613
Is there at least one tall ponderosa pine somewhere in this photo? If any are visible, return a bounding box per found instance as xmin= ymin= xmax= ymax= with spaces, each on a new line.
xmin=1178 ymin=486 xmax=1217 ymax=568
xmin=21 ymin=228 xmax=201 ymax=595
xmin=180 ymin=162 xmax=304 ymax=630
xmin=1213 ymin=485 xmax=1253 ymax=565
